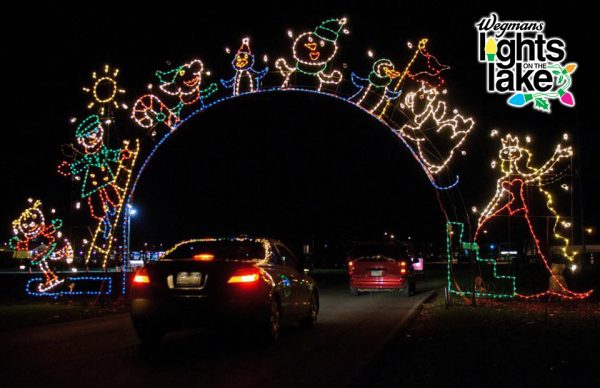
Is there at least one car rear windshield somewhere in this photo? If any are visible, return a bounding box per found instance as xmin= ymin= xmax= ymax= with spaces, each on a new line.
xmin=351 ymin=244 xmax=407 ymax=260
xmin=162 ymin=240 xmax=266 ymax=261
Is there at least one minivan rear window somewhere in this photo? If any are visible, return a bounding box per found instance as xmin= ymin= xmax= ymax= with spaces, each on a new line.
xmin=351 ymin=244 xmax=407 ymax=260
xmin=162 ymin=240 xmax=266 ymax=261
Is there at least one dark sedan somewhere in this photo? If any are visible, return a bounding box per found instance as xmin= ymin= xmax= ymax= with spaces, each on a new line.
xmin=130 ymin=237 xmax=319 ymax=345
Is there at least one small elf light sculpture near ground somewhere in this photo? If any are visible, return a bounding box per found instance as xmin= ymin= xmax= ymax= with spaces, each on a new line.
xmin=82 ymin=64 xmax=126 ymax=117
xmin=221 ymin=37 xmax=268 ymax=96
xmin=396 ymin=84 xmax=474 ymax=177
xmin=132 ymin=59 xmax=218 ymax=130
xmin=276 ymin=17 xmax=349 ymax=91
xmin=9 ymin=199 xmax=73 ymax=292
xmin=349 ymin=58 xmax=402 ymax=115
xmin=475 ymin=133 xmax=592 ymax=299
xmin=58 ymin=115 xmax=132 ymax=236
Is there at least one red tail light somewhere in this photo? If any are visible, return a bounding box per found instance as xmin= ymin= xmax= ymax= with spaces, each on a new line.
xmin=133 ymin=268 xmax=150 ymax=285
xmin=193 ymin=253 xmax=215 ymax=261
xmin=348 ymin=260 xmax=354 ymax=275
xmin=228 ymin=268 xmax=260 ymax=284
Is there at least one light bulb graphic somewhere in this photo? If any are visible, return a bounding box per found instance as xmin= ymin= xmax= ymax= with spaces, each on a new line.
xmin=564 ymin=63 xmax=577 ymax=74
xmin=507 ymin=93 xmax=533 ymax=107
xmin=485 ymin=37 xmax=497 ymax=62
xmin=558 ymin=89 xmax=575 ymax=107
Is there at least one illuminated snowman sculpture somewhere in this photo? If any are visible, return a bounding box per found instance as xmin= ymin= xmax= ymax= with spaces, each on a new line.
xmin=276 ymin=17 xmax=349 ymax=91
xmin=9 ymin=199 xmax=73 ymax=292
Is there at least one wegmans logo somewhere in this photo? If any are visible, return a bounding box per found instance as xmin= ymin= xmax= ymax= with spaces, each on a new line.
xmin=475 ymin=12 xmax=576 ymax=113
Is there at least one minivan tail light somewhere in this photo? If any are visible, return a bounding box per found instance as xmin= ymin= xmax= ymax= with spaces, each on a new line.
xmin=133 ymin=268 xmax=150 ymax=285
xmin=400 ymin=261 xmax=407 ymax=275
xmin=228 ymin=268 xmax=260 ymax=284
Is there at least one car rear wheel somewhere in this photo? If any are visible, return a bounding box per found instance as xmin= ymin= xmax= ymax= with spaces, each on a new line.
xmin=264 ymin=298 xmax=281 ymax=343
xmin=350 ymin=287 xmax=361 ymax=296
xmin=300 ymin=292 xmax=319 ymax=329
xmin=402 ymin=278 xmax=416 ymax=297
xmin=133 ymin=320 xmax=165 ymax=346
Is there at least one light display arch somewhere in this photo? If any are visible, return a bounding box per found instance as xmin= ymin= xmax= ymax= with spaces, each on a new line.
xmin=11 ymin=17 xmax=590 ymax=300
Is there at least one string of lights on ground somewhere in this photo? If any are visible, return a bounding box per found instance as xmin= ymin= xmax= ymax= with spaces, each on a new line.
xmin=7 ymin=17 xmax=591 ymax=300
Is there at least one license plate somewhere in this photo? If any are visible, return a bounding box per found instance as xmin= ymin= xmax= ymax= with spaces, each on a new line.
xmin=176 ymin=272 xmax=202 ymax=287
xmin=370 ymin=270 xmax=383 ymax=277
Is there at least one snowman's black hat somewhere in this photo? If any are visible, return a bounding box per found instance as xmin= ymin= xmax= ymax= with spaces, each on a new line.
xmin=314 ymin=17 xmax=347 ymax=43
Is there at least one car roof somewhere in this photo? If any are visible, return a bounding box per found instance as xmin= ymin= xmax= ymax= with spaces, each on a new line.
xmin=164 ymin=237 xmax=279 ymax=253
xmin=175 ymin=236 xmax=273 ymax=243
xmin=161 ymin=236 xmax=283 ymax=263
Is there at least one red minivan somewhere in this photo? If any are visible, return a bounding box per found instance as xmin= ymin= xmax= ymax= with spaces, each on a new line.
xmin=347 ymin=243 xmax=416 ymax=296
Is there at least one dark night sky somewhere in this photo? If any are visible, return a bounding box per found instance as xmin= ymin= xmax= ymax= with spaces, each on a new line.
xmin=1 ymin=1 xmax=598 ymax=249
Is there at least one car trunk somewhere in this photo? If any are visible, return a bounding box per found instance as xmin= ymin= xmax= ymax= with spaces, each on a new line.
xmin=143 ymin=260 xmax=259 ymax=297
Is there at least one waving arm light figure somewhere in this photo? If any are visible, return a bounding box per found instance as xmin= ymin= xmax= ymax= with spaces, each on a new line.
xmin=475 ymin=133 xmax=591 ymax=299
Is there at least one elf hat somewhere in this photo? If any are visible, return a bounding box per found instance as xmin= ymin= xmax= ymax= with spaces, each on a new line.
xmin=76 ymin=115 xmax=101 ymax=138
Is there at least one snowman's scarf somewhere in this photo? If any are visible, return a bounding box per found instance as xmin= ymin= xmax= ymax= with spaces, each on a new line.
xmin=295 ymin=61 xmax=328 ymax=76
xmin=368 ymin=72 xmax=393 ymax=89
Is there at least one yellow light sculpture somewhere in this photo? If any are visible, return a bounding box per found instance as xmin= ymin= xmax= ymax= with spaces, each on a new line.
xmin=475 ymin=133 xmax=592 ymax=299
xmin=83 ymin=64 xmax=126 ymax=116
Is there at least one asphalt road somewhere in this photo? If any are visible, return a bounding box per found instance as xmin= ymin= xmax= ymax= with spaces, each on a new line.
xmin=0 ymin=271 xmax=444 ymax=388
